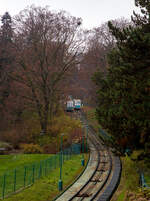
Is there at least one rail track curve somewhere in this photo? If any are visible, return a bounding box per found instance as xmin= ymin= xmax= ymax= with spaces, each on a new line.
xmin=55 ymin=111 xmax=121 ymax=201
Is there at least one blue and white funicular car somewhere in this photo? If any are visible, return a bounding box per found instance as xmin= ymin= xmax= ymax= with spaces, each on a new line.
xmin=66 ymin=100 xmax=74 ymax=112
xmin=73 ymin=99 xmax=81 ymax=110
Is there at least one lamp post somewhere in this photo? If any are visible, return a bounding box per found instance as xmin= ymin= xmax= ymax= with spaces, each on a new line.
xmin=58 ymin=134 xmax=64 ymax=191
xmin=81 ymin=120 xmax=85 ymax=166
xmin=86 ymin=125 xmax=88 ymax=153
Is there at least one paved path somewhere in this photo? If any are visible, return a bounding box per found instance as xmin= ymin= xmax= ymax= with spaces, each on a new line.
xmin=55 ymin=144 xmax=98 ymax=201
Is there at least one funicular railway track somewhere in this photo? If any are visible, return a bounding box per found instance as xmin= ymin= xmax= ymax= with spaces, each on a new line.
xmin=56 ymin=110 xmax=121 ymax=201
xmin=73 ymin=110 xmax=121 ymax=201
xmin=69 ymin=111 xmax=112 ymax=201
xmin=69 ymin=143 xmax=113 ymax=200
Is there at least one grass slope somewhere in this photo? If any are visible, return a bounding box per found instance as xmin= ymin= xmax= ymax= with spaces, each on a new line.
xmin=0 ymin=154 xmax=51 ymax=175
xmin=3 ymin=154 xmax=88 ymax=201
xmin=84 ymin=107 xmax=150 ymax=200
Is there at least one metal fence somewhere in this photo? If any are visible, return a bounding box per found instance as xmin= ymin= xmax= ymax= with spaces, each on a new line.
xmin=140 ymin=172 xmax=150 ymax=188
xmin=0 ymin=143 xmax=81 ymax=199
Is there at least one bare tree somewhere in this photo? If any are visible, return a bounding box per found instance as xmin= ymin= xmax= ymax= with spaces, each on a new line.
xmin=12 ymin=6 xmax=85 ymax=134
xmin=85 ymin=18 xmax=131 ymax=70
xmin=73 ymin=18 xmax=131 ymax=105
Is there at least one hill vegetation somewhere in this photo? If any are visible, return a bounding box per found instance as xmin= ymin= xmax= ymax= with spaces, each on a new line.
xmin=93 ymin=0 xmax=150 ymax=155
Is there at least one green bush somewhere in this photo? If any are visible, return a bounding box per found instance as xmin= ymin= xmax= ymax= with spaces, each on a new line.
xmin=21 ymin=143 xmax=43 ymax=154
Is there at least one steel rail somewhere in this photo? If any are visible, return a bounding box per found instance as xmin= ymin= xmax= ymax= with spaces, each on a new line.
xmin=67 ymin=110 xmax=121 ymax=201
xmin=67 ymin=111 xmax=112 ymax=201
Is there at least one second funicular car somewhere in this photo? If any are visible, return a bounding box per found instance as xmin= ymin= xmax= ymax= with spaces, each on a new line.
xmin=66 ymin=100 xmax=74 ymax=112
xmin=73 ymin=99 xmax=81 ymax=110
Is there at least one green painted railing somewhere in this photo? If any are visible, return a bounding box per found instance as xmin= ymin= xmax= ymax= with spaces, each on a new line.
xmin=0 ymin=143 xmax=81 ymax=199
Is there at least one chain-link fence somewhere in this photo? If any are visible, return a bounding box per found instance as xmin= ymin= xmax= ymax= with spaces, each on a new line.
xmin=0 ymin=143 xmax=81 ymax=199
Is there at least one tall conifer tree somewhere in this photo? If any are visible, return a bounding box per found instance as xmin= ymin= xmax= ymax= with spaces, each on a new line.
xmin=0 ymin=12 xmax=13 ymax=108
xmin=93 ymin=0 xmax=150 ymax=152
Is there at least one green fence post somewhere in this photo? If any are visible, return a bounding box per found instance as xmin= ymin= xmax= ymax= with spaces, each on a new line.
xmin=52 ymin=157 xmax=53 ymax=170
xmin=53 ymin=156 xmax=54 ymax=169
xmin=86 ymin=125 xmax=88 ymax=153
xmin=50 ymin=156 xmax=53 ymax=170
xmin=49 ymin=158 xmax=51 ymax=171
xmin=57 ymin=154 xmax=59 ymax=167
xmin=67 ymin=150 xmax=69 ymax=160
xmin=2 ymin=174 xmax=6 ymax=199
xmin=69 ymin=148 xmax=71 ymax=159
xmin=14 ymin=169 xmax=17 ymax=192
xmin=64 ymin=151 xmax=66 ymax=162
xmin=32 ymin=165 xmax=35 ymax=183
xmin=53 ymin=156 xmax=55 ymax=169
xmin=81 ymin=130 xmax=85 ymax=166
xmin=53 ymin=155 xmax=56 ymax=169
xmin=62 ymin=150 xmax=64 ymax=164
xmin=39 ymin=162 xmax=42 ymax=179
xmin=65 ymin=150 xmax=67 ymax=161
xmin=68 ymin=150 xmax=69 ymax=160
xmin=58 ymin=152 xmax=63 ymax=191
xmin=45 ymin=160 xmax=47 ymax=176
xmin=69 ymin=149 xmax=71 ymax=159
xmin=62 ymin=151 xmax=64 ymax=163
xmin=35 ymin=164 xmax=37 ymax=180
xmin=58 ymin=133 xmax=64 ymax=191
xmin=66 ymin=150 xmax=68 ymax=160
xmin=56 ymin=154 xmax=57 ymax=169
xmin=50 ymin=158 xmax=52 ymax=171
xmin=55 ymin=155 xmax=56 ymax=169
xmin=24 ymin=166 xmax=27 ymax=187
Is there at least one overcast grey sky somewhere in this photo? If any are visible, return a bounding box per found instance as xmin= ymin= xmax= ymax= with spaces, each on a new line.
xmin=0 ymin=0 xmax=140 ymax=29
